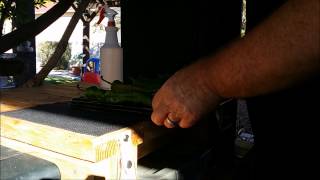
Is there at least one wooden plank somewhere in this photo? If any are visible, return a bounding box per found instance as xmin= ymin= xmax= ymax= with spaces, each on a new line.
xmin=1 ymin=137 xmax=138 ymax=179
xmin=0 ymin=101 xmax=35 ymax=112
xmin=131 ymin=120 xmax=177 ymax=159
xmin=1 ymin=115 xmax=95 ymax=161
xmin=0 ymin=115 xmax=142 ymax=163
xmin=1 ymin=83 xmax=83 ymax=101
xmin=0 ymin=83 xmax=83 ymax=112
xmin=0 ymin=83 xmax=179 ymax=178
xmin=0 ymin=84 xmax=166 ymax=163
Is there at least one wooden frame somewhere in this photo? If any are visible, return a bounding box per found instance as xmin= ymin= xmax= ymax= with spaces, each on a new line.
xmin=0 ymin=83 xmax=176 ymax=179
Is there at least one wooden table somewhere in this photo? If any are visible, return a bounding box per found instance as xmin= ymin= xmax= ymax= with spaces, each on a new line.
xmin=0 ymin=83 xmax=177 ymax=179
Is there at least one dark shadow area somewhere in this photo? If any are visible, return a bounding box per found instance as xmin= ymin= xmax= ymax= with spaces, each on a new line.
xmin=121 ymin=0 xmax=241 ymax=79
xmin=85 ymin=175 xmax=105 ymax=180
xmin=0 ymin=55 xmax=24 ymax=76
xmin=137 ymin=106 xmax=239 ymax=180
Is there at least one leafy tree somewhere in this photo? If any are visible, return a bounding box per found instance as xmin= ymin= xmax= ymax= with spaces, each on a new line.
xmin=0 ymin=0 xmax=57 ymax=36
xmin=23 ymin=0 xmax=92 ymax=87
xmin=0 ymin=0 xmax=74 ymax=53
xmin=0 ymin=0 xmax=111 ymax=87
xmin=38 ymin=41 xmax=71 ymax=70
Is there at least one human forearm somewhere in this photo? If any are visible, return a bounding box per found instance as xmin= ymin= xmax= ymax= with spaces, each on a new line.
xmin=151 ymin=0 xmax=319 ymax=128
xmin=202 ymin=0 xmax=319 ymax=98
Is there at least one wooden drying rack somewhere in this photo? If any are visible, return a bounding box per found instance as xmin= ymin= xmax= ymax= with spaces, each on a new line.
xmin=0 ymin=83 xmax=176 ymax=179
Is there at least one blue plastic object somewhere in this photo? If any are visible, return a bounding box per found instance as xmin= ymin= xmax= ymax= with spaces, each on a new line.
xmin=82 ymin=57 xmax=101 ymax=84
xmin=84 ymin=57 xmax=100 ymax=74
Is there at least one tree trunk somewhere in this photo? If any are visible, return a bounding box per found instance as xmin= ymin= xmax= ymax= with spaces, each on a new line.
xmin=0 ymin=0 xmax=75 ymax=53
xmin=83 ymin=20 xmax=90 ymax=63
xmin=23 ymin=0 xmax=92 ymax=87
xmin=13 ymin=0 xmax=37 ymax=86
xmin=80 ymin=1 xmax=101 ymax=64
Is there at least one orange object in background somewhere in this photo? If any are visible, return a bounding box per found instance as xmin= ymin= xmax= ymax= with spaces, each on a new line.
xmin=70 ymin=67 xmax=81 ymax=76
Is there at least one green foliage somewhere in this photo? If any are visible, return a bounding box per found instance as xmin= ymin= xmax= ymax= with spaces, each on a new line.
xmin=69 ymin=53 xmax=84 ymax=67
xmin=34 ymin=0 xmax=57 ymax=9
xmin=84 ymin=77 xmax=168 ymax=106
xmin=84 ymin=86 xmax=152 ymax=106
xmin=0 ymin=0 xmax=56 ymax=22
xmin=38 ymin=41 xmax=71 ymax=70
xmin=0 ymin=0 xmax=15 ymax=22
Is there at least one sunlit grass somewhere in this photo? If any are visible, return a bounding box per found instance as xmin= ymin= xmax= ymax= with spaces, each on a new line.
xmin=44 ymin=76 xmax=79 ymax=85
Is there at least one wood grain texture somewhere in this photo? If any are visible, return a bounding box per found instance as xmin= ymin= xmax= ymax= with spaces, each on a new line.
xmin=0 ymin=115 xmax=142 ymax=164
xmin=0 ymin=83 xmax=83 ymax=112
xmin=1 ymin=137 xmax=138 ymax=179
xmin=0 ymin=101 xmax=35 ymax=112
xmin=1 ymin=83 xmax=171 ymax=160
xmin=131 ymin=120 xmax=177 ymax=159
xmin=1 ymin=83 xmax=179 ymax=179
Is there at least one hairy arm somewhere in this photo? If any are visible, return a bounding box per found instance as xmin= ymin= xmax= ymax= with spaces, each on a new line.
xmin=203 ymin=0 xmax=320 ymax=98
xmin=151 ymin=0 xmax=320 ymax=128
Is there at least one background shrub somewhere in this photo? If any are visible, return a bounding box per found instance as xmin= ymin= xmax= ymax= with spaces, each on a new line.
xmin=38 ymin=41 xmax=71 ymax=70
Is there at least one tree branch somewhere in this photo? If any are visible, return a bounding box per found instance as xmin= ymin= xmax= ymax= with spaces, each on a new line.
xmin=23 ymin=0 xmax=92 ymax=87
xmin=0 ymin=0 xmax=75 ymax=53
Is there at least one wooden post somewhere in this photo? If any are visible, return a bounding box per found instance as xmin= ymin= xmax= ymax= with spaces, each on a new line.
xmin=14 ymin=0 xmax=36 ymax=86
xmin=83 ymin=20 xmax=91 ymax=64
xmin=79 ymin=2 xmax=101 ymax=64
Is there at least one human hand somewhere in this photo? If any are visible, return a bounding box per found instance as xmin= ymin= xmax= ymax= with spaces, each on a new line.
xmin=151 ymin=61 xmax=223 ymax=128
